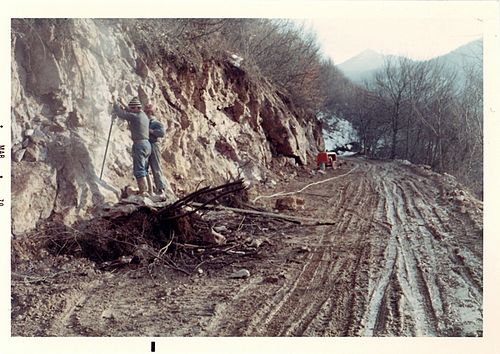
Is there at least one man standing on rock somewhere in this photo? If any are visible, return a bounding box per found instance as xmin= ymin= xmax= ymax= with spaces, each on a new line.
xmin=113 ymin=97 xmax=151 ymax=195
xmin=144 ymin=102 xmax=170 ymax=199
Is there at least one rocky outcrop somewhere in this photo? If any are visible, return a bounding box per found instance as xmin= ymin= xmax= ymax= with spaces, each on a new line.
xmin=11 ymin=19 xmax=323 ymax=235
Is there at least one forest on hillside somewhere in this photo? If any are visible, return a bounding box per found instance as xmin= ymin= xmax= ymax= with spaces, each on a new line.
xmin=331 ymin=55 xmax=483 ymax=199
xmin=13 ymin=18 xmax=483 ymax=198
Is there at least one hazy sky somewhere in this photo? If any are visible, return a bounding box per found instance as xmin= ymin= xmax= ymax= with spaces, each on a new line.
xmin=295 ymin=2 xmax=487 ymax=64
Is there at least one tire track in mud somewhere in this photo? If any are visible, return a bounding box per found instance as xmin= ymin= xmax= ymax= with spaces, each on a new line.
xmin=208 ymin=159 xmax=483 ymax=337
xmin=400 ymin=177 xmax=457 ymax=331
xmin=400 ymin=169 xmax=483 ymax=313
xmin=49 ymin=277 xmax=125 ymax=336
xmin=288 ymin=167 xmax=376 ymax=336
xmin=205 ymin=161 xmax=378 ymax=336
xmin=41 ymin=278 xmax=105 ymax=336
xmin=363 ymin=167 xmax=441 ymax=336
xmin=307 ymin=168 xmax=378 ymax=336
xmin=361 ymin=162 xmax=482 ymax=336
xmin=260 ymin=168 xmax=376 ymax=336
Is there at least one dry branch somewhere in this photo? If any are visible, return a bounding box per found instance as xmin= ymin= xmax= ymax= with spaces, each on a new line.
xmin=190 ymin=202 xmax=335 ymax=226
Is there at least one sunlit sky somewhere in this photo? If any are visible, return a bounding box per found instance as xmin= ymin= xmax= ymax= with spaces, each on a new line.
xmin=295 ymin=2 xmax=487 ymax=64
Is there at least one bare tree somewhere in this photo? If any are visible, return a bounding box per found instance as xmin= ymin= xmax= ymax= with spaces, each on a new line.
xmin=451 ymin=57 xmax=483 ymax=197
xmin=357 ymin=51 xmax=482 ymax=197
xmin=406 ymin=60 xmax=457 ymax=170
xmin=371 ymin=57 xmax=413 ymax=159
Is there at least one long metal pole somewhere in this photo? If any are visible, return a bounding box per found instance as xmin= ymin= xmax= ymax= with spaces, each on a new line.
xmin=100 ymin=114 xmax=115 ymax=180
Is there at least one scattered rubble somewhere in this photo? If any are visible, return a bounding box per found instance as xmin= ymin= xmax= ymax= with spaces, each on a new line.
xmin=275 ymin=196 xmax=306 ymax=211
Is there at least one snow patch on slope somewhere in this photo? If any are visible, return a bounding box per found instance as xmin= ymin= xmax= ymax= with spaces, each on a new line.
xmin=319 ymin=113 xmax=359 ymax=151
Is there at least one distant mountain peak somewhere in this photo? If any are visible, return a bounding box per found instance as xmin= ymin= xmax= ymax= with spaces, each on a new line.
xmin=339 ymin=49 xmax=382 ymax=66
xmin=337 ymin=49 xmax=387 ymax=83
xmin=337 ymin=38 xmax=482 ymax=85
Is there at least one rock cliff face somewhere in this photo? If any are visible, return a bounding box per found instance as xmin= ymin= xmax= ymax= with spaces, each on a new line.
xmin=11 ymin=19 xmax=323 ymax=235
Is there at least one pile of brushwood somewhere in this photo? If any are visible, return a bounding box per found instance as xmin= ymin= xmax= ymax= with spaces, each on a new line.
xmin=21 ymin=179 xmax=274 ymax=275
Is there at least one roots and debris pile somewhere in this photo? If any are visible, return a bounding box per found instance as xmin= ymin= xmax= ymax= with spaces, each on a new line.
xmin=18 ymin=179 xmax=287 ymax=274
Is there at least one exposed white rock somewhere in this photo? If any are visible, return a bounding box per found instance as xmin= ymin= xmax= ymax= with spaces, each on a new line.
xmin=101 ymin=309 xmax=115 ymax=319
xmin=229 ymin=269 xmax=251 ymax=279
xmin=11 ymin=19 xmax=322 ymax=235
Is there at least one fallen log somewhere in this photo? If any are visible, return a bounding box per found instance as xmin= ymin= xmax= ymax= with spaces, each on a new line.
xmin=189 ymin=202 xmax=335 ymax=226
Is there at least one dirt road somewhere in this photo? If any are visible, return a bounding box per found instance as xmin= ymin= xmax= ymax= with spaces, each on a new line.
xmin=11 ymin=157 xmax=483 ymax=337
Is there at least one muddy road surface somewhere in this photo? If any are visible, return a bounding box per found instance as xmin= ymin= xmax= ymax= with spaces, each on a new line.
xmin=12 ymin=157 xmax=483 ymax=337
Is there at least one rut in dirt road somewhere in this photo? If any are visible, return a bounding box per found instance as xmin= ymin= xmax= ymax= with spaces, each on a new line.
xmin=205 ymin=159 xmax=483 ymax=337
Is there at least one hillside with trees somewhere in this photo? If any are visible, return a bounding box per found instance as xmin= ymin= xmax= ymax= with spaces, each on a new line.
xmin=324 ymin=40 xmax=483 ymax=198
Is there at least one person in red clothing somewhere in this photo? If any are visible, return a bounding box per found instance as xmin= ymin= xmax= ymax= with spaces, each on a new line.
xmin=316 ymin=150 xmax=329 ymax=170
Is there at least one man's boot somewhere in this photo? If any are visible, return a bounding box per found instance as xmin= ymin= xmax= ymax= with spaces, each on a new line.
xmin=136 ymin=176 xmax=149 ymax=196
xmin=149 ymin=188 xmax=166 ymax=203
